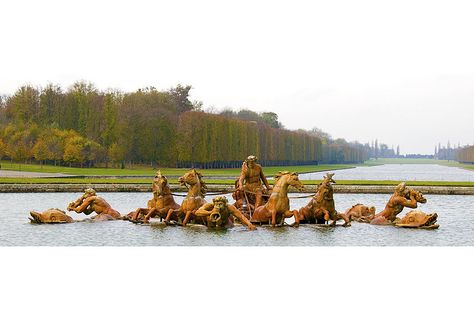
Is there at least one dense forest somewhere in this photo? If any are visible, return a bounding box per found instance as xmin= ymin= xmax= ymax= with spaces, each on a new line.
xmin=0 ymin=82 xmax=373 ymax=168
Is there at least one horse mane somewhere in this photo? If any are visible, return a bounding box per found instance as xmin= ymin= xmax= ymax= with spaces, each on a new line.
xmin=199 ymin=180 xmax=207 ymax=196
xmin=161 ymin=177 xmax=172 ymax=194
xmin=316 ymin=181 xmax=332 ymax=202
xmin=193 ymin=169 xmax=207 ymax=196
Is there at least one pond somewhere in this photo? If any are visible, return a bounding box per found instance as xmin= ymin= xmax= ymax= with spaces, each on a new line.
xmin=298 ymin=164 xmax=474 ymax=182
xmin=1 ymin=192 xmax=473 ymax=246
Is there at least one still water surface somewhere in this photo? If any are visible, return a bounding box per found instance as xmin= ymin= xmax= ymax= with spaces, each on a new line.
xmin=299 ymin=164 xmax=474 ymax=181
xmin=1 ymin=191 xmax=473 ymax=246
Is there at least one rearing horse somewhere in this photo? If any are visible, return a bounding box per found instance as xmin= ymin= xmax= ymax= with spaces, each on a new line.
xmin=129 ymin=170 xmax=180 ymax=223
xmin=250 ymin=171 xmax=304 ymax=227
xmin=164 ymin=169 xmax=208 ymax=226
xmin=297 ymin=173 xmax=351 ymax=226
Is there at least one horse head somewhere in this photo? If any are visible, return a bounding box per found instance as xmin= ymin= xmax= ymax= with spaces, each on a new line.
xmin=179 ymin=169 xmax=207 ymax=196
xmin=274 ymin=171 xmax=304 ymax=191
xmin=323 ymin=172 xmax=336 ymax=184
xmin=153 ymin=170 xmax=170 ymax=196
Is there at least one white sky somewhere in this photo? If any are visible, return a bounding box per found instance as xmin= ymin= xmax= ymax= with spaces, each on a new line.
xmin=1 ymin=0 xmax=473 ymax=154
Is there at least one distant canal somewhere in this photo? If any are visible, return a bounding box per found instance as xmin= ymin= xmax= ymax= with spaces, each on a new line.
xmin=1 ymin=191 xmax=473 ymax=246
xmin=299 ymin=164 xmax=474 ymax=182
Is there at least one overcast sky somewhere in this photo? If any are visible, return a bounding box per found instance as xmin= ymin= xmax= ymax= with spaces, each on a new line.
xmin=1 ymin=0 xmax=473 ymax=154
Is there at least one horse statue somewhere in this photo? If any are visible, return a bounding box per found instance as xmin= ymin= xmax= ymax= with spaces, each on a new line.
xmin=250 ymin=171 xmax=304 ymax=227
xmin=126 ymin=170 xmax=180 ymax=223
xmin=297 ymin=173 xmax=351 ymax=226
xmin=164 ymin=169 xmax=208 ymax=226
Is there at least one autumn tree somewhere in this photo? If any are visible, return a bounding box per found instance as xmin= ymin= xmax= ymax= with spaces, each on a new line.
xmin=169 ymin=84 xmax=194 ymax=113
xmin=39 ymin=84 xmax=64 ymax=126
xmin=63 ymin=136 xmax=87 ymax=167
xmin=5 ymin=86 xmax=40 ymax=124
xmin=261 ymin=112 xmax=282 ymax=128
xmin=0 ymin=138 xmax=6 ymax=166
xmin=0 ymin=82 xmax=370 ymax=168
xmin=32 ymin=139 xmax=49 ymax=167
xmin=108 ymin=142 xmax=126 ymax=167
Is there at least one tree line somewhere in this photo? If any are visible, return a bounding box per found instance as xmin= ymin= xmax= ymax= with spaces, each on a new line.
xmin=434 ymin=142 xmax=474 ymax=163
xmin=0 ymin=82 xmax=370 ymax=168
xmin=0 ymin=124 xmax=103 ymax=167
xmin=456 ymin=145 xmax=474 ymax=164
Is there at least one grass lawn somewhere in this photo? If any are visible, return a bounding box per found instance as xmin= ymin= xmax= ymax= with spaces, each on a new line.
xmin=451 ymin=162 xmax=474 ymax=170
xmin=0 ymin=158 xmax=471 ymax=180
xmin=0 ymin=177 xmax=472 ymax=187
xmin=0 ymin=160 xmax=360 ymax=177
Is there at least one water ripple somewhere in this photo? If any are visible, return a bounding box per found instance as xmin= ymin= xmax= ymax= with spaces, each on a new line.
xmin=1 ymin=191 xmax=473 ymax=246
xmin=299 ymin=164 xmax=474 ymax=181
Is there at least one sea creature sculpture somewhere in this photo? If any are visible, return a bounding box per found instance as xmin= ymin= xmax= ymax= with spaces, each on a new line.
xmin=395 ymin=210 xmax=439 ymax=229
xmin=29 ymin=208 xmax=74 ymax=224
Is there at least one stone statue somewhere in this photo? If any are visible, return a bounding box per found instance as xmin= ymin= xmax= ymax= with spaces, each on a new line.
xmin=29 ymin=208 xmax=74 ymax=224
xmin=370 ymin=182 xmax=427 ymax=225
xmin=232 ymin=179 xmax=247 ymax=214
xmin=67 ymin=188 xmax=121 ymax=220
xmin=195 ymin=196 xmax=256 ymax=230
xmin=126 ymin=170 xmax=180 ymax=223
xmin=297 ymin=173 xmax=351 ymax=226
xmin=237 ymin=155 xmax=272 ymax=210
xmin=164 ymin=169 xmax=208 ymax=226
xmin=395 ymin=210 xmax=439 ymax=229
xmin=250 ymin=171 xmax=303 ymax=227
xmin=344 ymin=204 xmax=376 ymax=223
